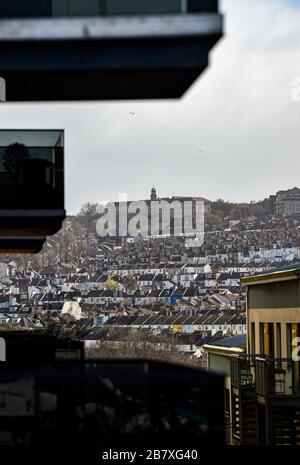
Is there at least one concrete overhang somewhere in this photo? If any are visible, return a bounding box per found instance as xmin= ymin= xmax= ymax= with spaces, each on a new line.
xmin=0 ymin=13 xmax=223 ymax=100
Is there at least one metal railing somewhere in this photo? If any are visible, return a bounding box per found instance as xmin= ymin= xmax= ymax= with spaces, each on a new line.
xmin=231 ymin=355 xmax=300 ymax=397
xmin=231 ymin=354 xmax=256 ymax=389
xmin=255 ymin=358 xmax=298 ymax=397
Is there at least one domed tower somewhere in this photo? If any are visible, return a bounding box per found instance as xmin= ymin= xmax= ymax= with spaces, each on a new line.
xmin=151 ymin=186 xmax=157 ymax=201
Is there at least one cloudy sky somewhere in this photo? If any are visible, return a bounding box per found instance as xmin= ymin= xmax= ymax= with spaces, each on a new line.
xmin=0 ymin=0 xmax=300 ymax=214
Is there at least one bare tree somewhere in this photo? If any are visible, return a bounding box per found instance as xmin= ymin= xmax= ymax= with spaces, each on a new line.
xmin=86 ymin=327 xmax=203 ymax=368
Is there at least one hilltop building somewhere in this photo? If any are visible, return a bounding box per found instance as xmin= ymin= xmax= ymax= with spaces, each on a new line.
xmin=105 ymin=188 xmax=211 ymax=238
xmin=274 ymin=187 xmax=300 ymax=215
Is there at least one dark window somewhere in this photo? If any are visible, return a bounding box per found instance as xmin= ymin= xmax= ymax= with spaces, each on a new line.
xmin=0 ymin=0 xmax=219 ymax=18
xmin=224 ymin=388 xmax=230 ymax=419
xmin=0 ymin=130 xmax=64 ymax=210
xmin=286 ymin=323 xmax=292 ymax=359
xmin=251 ymin=322 xmax=256 ymax=354
xmin=259 ymin=323 xmax=264 ymax=356
xmin=0 ymin=0 xmax=52 ymax=18
xmin=276 ymin=323 xmax=282 ymax=359
xmin=268 ymin=323 xmax=275 ymax=357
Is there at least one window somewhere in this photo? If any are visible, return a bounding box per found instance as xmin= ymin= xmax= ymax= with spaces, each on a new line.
xmin=259 ymin=323 xmax=264 ymax=355
xmin=0 ymin=0 xmax=183 ymax=18
xmin=251 ymin=322 xmax=256 ymax=354
xmin=286 ymin=323 xmax=292 ymax=359
xmin=1 ymin=0 xmax=219 ymax=18
xmin=276 ymin=323 xmax=282 ymax=359
xmin=268 ymin=323 xmax=275 ymax=357
xmin=0 ymin=130 xmax=64 ymax=210
xmin=259 ymin=323 xmax=274 ymax=357
xmin=224 ymin=388 xmax=230 ymax=419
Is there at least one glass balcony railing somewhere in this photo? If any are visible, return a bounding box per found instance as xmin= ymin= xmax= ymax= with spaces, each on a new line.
xmin=0 ymin=130 xmax=65 ymax=252
xmin=0 ymin=0 xmax=218 ymax=18
xmin=0 ymin=130 xmax=64 ymax=210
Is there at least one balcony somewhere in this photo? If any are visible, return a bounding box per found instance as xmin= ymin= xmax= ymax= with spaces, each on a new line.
xmin=0 ymin=130 xmax=65 ymax=253
xmin=231 ymin=354 xmax=300 ymax=401
xmin=231 ymin=354 xmax=255 ymax=391
xmin=0 ymin=0 xmax=223 ymax=100
xmin=230 ymin=355 xmax=300 ymax=445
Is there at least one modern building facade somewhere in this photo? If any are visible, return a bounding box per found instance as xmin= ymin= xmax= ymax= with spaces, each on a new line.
xmin=205 ymin=267 xmax=300 ymax=445
xmin=243 ymin=267 xmax=300 ymax=359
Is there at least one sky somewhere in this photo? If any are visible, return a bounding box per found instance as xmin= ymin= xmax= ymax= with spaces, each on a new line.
xmin=0 ymin=0 xmax=300 ymax=214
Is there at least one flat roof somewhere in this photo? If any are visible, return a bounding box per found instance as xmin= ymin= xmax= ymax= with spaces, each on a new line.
xmin=202 ymin=334 xmax=246 ymax=355
xmin=241 ymin=264 xmax=300 ymax=286
xmin=211 ymin=334 xmax=246 ymax=348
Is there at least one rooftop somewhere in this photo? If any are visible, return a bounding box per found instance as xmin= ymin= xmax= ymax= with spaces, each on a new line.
xmin=241 ymin=263 xmax=300 ymax=286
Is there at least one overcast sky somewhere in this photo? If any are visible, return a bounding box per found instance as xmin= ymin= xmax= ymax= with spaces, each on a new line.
xmin=0 ymin=0 xmax=300 ymax=214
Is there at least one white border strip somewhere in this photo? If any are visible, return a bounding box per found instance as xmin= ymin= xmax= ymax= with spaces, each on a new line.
xmin=0 ymin=13 xmax=222 ymax=41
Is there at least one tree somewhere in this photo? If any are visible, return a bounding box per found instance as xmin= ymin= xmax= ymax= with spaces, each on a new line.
xmin=211 ymin=199 xmax=232 ymax=218
xmin=123 ymin=276 xmax=138 ymax=292
xmin=79 ymin=202 xmax=99 ymax=219
xmin=78 ymin=202 xmax=100 ymax=244
xmin=3 ymin=143 xmax=30 ymax=181
xmin=105 ymin=278 xmax=118 ymax=290
xmin=86 ymin=327 xmax=203 ymax=368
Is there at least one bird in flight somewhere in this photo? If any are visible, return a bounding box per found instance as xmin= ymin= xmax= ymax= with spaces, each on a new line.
xmin=129 ymin=112 xmax=135 ymax=115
